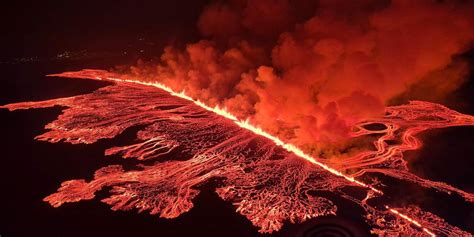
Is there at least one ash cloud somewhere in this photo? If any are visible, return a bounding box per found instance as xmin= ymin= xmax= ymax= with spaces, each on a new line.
xmin=121 ymin=0 xmax=474 ymax=148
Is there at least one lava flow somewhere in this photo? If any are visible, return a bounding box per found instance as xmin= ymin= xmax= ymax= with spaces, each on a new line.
xmin=2 ymin=69 xmax=474 ymax=236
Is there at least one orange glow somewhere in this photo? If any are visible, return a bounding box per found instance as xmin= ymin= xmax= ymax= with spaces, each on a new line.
xmin=102 ymin=75 xmax=453 ymax=236
xmin=4 ymin=69 xmax=472 ymax=235
xmin=387 ymin=206 xmax=436 ymax=237
xmin=103 ymin=76 xmax=383 ymax=194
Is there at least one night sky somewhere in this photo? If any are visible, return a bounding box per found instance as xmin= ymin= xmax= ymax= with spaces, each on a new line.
xmin=1 ymin=1 xmax=474 ymax=237
xmin=1 ymin=1 xmax=208 ymax=59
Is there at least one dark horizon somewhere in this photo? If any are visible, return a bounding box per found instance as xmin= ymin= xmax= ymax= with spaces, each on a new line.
xmin=1 ymin=1 xmax=209 ymax=60
xmin=1 ymin=1 xmax=474 ymax=236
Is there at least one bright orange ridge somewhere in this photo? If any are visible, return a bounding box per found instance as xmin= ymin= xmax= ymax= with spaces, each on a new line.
xmin=97 ymin=75 xmax=439 ymax=236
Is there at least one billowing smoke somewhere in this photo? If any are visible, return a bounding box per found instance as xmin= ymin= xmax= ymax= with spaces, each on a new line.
xmin=120 ymin=0 xmax=474 ymax=151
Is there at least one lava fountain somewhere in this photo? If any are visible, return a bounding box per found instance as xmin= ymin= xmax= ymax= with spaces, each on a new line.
xmin=2 ymin=69 xmax=474 ymax=236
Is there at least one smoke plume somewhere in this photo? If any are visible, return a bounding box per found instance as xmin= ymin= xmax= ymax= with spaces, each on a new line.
xmin=119 ymin=0 xmax=474 ymax=151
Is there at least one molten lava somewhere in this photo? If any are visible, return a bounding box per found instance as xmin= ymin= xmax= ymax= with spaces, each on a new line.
xmin=2 ymin=69 xmax=474 ymax=236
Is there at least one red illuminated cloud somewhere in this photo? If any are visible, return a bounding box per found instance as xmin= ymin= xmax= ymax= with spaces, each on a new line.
xmin=120 ymin=0 xmax=474 ymax=148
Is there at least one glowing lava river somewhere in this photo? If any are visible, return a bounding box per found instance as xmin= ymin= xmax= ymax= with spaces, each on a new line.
xmin=2 ymin=69 xmax=474 ymax=236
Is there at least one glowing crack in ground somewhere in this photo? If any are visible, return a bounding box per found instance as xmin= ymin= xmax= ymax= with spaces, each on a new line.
xmin=2 ymin=69 xmax=474 ymax=236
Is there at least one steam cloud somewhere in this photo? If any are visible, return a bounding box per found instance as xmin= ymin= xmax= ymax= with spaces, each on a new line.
xmin=120 ymin=0 xmax=474 ymax=150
